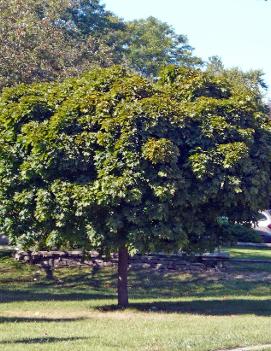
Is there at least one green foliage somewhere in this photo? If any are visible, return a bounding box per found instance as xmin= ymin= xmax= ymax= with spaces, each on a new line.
xmin=218 ymin=217 xmax=262 ymax=244
xmin=0 ymin=1 xmax=199 ymax=89
xmin=232 ymin=224 xmax=263 ymax=243
xmin=0 ymin=0 xmax=132 ymax=90
xmin=119 ymin=16 xmax=201 ymax=77
xmin=0 ymin=65 xmax=270 ymax=255
xmin=0 ymin=0 xmax=118 ymax=89
xmin=59 ymin=0 xmax=125 ymax=36
xmin=142 ymin=138 xmax=180 ymax=165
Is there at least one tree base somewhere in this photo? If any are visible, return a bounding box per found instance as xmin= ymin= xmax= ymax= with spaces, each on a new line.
xmin=117 ymin=245 xmax=129 ymax=307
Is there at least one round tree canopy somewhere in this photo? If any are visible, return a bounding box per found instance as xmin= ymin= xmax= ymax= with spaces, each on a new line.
xmin=0 ymin=65 xmax=270 ymax=253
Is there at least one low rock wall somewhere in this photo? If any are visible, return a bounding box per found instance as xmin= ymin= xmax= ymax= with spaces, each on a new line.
xmin=14 ymin=250 xmax=226 ymax=272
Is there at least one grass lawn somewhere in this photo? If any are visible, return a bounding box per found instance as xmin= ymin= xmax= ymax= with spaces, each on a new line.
xmin=1 ymin=252 xmax=271 ymax=351
xmin=226 ymin=246 xmax=271 ymax=260
xmin=224 ymin=246 xmax=271 ymax=273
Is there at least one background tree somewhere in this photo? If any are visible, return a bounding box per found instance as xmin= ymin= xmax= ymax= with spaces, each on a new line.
xmin=206 ymin=56 xmax=267 ymax=97
xmin=206 ymin=56 xmax=225 ymax=74
xmin=0 ymin=0 xmax=199 ymax=90
xmin=119 ymin=16 xmax=202 ymax=77
xmin=0 ymin=0 xmax=121 ymax=89
xmin=1 ymin=65 xmax=270 ymax=307
xmin=58 ymin=0 xmax=124 ymax=36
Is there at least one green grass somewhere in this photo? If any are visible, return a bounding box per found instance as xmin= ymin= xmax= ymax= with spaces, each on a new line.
xmin=0 ymin=246 xmax=14 ymax=259
xmin=1 ymin=255 xmax=271 ymax=351
xmin=224 ymin=247 xmax=271 ymax=272
xmin=226 ymin=247 xmax=271 ymax=260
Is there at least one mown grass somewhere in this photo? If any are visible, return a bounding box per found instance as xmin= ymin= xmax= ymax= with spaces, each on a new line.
xmin=1 ymin=253 xmax=271 ymax=351
xmin=226 ymin=247 xmax=271 ymax=260
xmin=225 ymin=246 xmax=271 ymax=273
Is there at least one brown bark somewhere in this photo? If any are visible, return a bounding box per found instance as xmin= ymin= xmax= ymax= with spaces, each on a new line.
xmin=117 ymin=245 xmax=129 ymax=307
xmin=41 ymin=261 xmax=54 ymax=280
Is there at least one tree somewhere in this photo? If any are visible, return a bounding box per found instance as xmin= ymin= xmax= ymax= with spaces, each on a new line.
xmin=0 ymin=1 xmax=199 ymax=89
xmin=0 ymin=65 xmax=270 ymax=306
xmin=57 ymin=0 xmax=124 ymax=37
xmin=120 ymin=16 xmax=201 ymax=77
xmin=206 ymin=57 xmax=267 ymax=96
xmin=0 ymin=0 xmax=123 ymax=89
xmin=206 ymin=56 xmax=225 ymax=74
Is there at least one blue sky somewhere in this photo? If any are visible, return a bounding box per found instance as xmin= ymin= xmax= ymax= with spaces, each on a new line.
xmin=103 ymin=0 xmax=271 ymax=98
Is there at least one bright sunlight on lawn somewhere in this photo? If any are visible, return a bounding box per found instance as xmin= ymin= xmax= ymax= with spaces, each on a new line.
xmin=1 ymin=253 xmax=271 ymax=351
xmin=226 ymin=246 xmax=271 ymax=260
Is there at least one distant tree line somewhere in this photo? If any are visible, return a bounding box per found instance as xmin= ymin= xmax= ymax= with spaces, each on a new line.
xmin=0 ymin=0 xmax=201 ymax=90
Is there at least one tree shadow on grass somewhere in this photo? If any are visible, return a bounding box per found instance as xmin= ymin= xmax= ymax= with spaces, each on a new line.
xmin=0 ymin=288 xmax=115 ymax=303
xmin=127 ymin=270 xmax=271 ymax=299
xmin=0 ymin=316 xmax=86 ymax=323
xmin=1 ymin=265 xmax=271 ymax=308
xmin=0 ymin=337 xmax=88 ymax=344
xmin=99 ymin=298 xmax=271 ymax=316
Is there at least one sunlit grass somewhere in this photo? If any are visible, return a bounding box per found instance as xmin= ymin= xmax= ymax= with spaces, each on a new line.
xmin=226 ymin=247 xmax=271 ymax=260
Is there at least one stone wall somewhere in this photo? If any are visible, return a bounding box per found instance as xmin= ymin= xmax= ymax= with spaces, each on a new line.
xmin=14 ymin=250 xmax=227 ymax=272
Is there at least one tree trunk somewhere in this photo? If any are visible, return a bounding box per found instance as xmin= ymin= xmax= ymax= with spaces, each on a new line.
xmin=117 ymin=245 xmax=129 ymax=307
xmin=41 ymin=261 xmax=54 ymax=280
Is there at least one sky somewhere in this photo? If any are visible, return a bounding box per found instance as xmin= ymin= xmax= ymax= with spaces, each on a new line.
xmin=103 ymin=0 xmax=271 ymax=98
